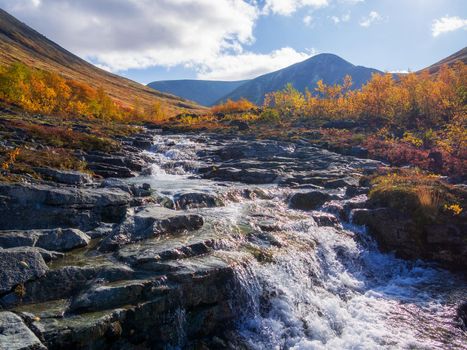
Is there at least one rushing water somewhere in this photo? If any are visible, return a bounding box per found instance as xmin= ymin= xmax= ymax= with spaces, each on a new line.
xmin=131 ymin=133 xmax=466 ymax=350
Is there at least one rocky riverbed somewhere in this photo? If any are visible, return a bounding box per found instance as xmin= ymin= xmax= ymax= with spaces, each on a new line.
xmin=0 ymin=130 xmax=465 ymax=349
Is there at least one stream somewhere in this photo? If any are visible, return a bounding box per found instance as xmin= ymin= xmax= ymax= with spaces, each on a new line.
xmin=129 ymin=132 xmax=466 ymax=350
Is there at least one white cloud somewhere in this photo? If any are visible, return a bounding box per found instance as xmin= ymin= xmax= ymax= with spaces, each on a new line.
xmin=389 ymin=69 xmax=409 ymax=74
xmin=262 ymin=0 xmax=329 ymax=16
xmin=359 ymin=10 xmax=382 ymax=27
xmin=197 ymin=47 xmax=314 ymax=80
xmin=331 ymin=16 xmax=340 ymax=24
xmin=303 ymin=15 xmax=313 ymax=26
xmin=341 ymin=13 xmax=351 ymax=22
xmin=330 ymin=12 xmax=350 ymax=24
xmin=432 ymin=16 xmax=467 ymax=37
xmin=0 ymin=0 xmax=259 ymax=72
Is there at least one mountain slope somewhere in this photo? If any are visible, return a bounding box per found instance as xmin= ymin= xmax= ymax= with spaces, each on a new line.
xmin=218 ymin=54 xmax=382 ymax=105
xmin=0 ymin=9 xmax=202 ymax=115
xmin=421 ymin=46 xmax=467 ymax=74
xmin=147 ymin=79 xmax=248 ymax=106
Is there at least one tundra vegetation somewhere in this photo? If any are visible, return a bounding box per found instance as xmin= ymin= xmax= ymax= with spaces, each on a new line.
xmin=0 ymin=61 xmax=465 ymax=215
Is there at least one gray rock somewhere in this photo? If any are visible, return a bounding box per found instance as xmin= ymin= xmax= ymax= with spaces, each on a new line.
xmin=0 ymin=228 xmax=90 ymax=252
xmin=34 ymin=167 xmax=92 ymax=185
xmin=86 ymin=223 xmax=115 ymax=239
xmin=99 ymin=206 xmax=204 ymax=252
xmin=0 ymin=183 xmax=131 ymax=230
xmin=289 ymin=191 xmax=332 ymax=211
xmin=68 ymin=280 xmax=154 ymax=313
xmin=0 ymin=248 xmax=48 ymax=294
xmin=0 ymin=264 xmax=134 ymax=308
xmin=311 ymin=212 xmax=340 ymax=227
xmin=0 ymin=311 xmax=46 ymax=350
xmin=174 ymin=192 xmax=223 ymax=209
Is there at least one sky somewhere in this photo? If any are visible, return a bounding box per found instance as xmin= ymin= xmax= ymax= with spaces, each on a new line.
xmin=0 ymin=0 xmax=466 ymax=84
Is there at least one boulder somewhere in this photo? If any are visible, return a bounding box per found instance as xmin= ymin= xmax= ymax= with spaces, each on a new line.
xmin=173 ymin=192 xmax=223 ymax=209
xmin=0 ymin=311 xmax=46 ymax=350
xmin=0 ymin=228 xmax=90 ymax=252
xmin=352 ymin=207 xmax=467 ymax=269
xmin=289 ymin=191 xmax=332 ymax=211
xmin=311 ymin=212 xmax=340 ymax=228
xmin=0 ymin=248 xmax=48 ymax=294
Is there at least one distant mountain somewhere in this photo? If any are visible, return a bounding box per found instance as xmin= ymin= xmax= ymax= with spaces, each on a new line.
xmin=420 ymin=46 xmax=467 ymax=74
xmin=218 ymin=53 xmax=382 ymax=105
xmin=0 ymin=9 xmax=202 ymax=114
xmin=147 ymin=80 xmax=248 ymax=106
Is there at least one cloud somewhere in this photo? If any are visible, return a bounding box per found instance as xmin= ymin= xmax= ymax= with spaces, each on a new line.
xmin=330 ymin=12 xmax=350 ymax=24
xmin=432 ymin=16 xmax=467 ymax=37
xmin=0 ymin=0 xmax=259 ymax=72
xmin=359 ymin=11 xmax=382 ymax=27
xmin=197 ymin=47 xmax=314 ymax=80
xmin=303 ymin=15 xmax=313 ymax=26
xmin=262 ymin=0 xmax=329 ymax=16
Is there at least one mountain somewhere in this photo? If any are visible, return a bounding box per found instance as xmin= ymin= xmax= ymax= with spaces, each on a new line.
xmin=147 ymin=79 xmax=248 ymax=106
xmin=0 ymin=9 xmax=202 ymax=115
xmin=218 ymin=53 xmax=382 ymax=105
xmin=421 ymin=46 xmax=467 ymax=74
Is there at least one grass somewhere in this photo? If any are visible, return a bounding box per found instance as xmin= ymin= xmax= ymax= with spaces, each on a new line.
xmin=368 ymin=169 xmax=464 ymax=221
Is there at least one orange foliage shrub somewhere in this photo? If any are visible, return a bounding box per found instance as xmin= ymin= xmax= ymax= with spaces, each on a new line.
xmin=211 ymin=98 xmax=256 ymax=114
xmin=0 ymin=63 xmax=167 ymax=123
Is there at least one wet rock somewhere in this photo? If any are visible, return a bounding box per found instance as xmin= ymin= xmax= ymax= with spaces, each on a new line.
xmin=0 ymin=183 xmax=131 ymax=230
xmin=116 ymin=234 xmax=216 ymax=268
xmin=86 ymin=223 xmax=114 ymax=239
xmin=353 ymin=207 xmax=467 ymax=269
xmin=68 ymin=280 xmax=161 ymax=313
xmin=99 ymin=178 xmax=133 ymax=194
xmin=345 ymin=185 xmax=369 ymax=197
xmin=289 ymin=191 xmax=332 ymax=211
xmin=0 ymin=247 xmax=48 ymax=294
xmin=34 ymin=168 xmax=92 ymax=185
xmin=85 ymin=153 xmax=145 ymax=172
xmin=352 ymin=208 xmax=422 ymax=258
xmin=0 ymin=311 xmax=46 ymax=350
xmin=0 ymin=265 xmax=134 ymax=308
xmin=99 ymin=206 xmax=204 ymax=251
xmin=132 ymin=138 xmax=153 ymax=149
xmin=311 ymin=212 xmax=340 ymax=227
xmin=202 ymin=167 xmax=279 ymax=184
xmin=174 ymin=192 xmax=224 ymax=209
xmin=0 ymin=228 xmax=90 ymax=252
xmin=323 ymin=177 xmax=358 ymax=189
xmin=215 ymin=141 xmax=295 ymax=160
xmin=457 ymin=302 xmax=467 ymax=330
xmin=87 ymin=163 xmax=134 ymax=178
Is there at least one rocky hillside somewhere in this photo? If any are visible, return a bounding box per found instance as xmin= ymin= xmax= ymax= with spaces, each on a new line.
xmin=147 ymin=79 xmax=248 ymax=106
xmin=0 ymin=9 xmax=202 ymax=115
xmin=218 ymin=53 xmax=382 ymax=104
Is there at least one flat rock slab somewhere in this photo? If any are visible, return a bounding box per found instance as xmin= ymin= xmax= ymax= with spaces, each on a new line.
xmin=0 ymin=311 xmax=46 ymax=350
xmin=0 ymin=248 xmax=48 ymax=294
xmin=116 ymin=232 xmax=218 ymax=267
xmin=0 ymin=228 xmax=90 ymax=252
xmin=99 ymin=206 xmax=204 ymax=251
xmin=0 ymin=183 xmax=131 ymax=230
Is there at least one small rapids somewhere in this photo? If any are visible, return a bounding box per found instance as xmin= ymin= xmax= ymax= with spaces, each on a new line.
xmin=135 ymin=133 xmax=466 ymax=350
